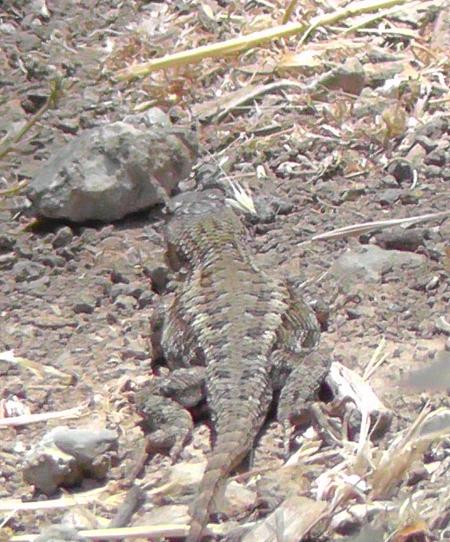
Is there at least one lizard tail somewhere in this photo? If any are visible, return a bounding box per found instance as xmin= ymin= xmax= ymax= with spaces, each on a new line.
xmin=186 ymin=428 xmax=253 ymax=542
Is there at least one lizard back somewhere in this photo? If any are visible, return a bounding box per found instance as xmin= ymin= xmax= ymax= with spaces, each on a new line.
xmin=163 ymin=199 xmax=319 ymax=541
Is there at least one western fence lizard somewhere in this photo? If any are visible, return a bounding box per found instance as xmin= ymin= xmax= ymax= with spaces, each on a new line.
xmin=142 ymin=194 xmax=328 ymax=541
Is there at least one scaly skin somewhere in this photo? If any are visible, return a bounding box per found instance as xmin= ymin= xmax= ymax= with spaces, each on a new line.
xmin=159 ymin=197 xmax=321 ymax=541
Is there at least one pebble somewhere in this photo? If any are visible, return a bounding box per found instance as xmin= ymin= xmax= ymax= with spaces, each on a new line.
xmin=0 ymin=234 xmax=16 ymax=252
xmin=377 ymin=189 xmax=401 ymax=205
xmin=15 ymin=244 xmax=33 ymax=259
xmin=37 ymin=254 xmax=66 ymax=268
xmin=386 ymin=159 xmax=414 ymax=185
xmin=52 ymin=226 xmax=74 ymax=248
xmin=415 ymin=135 xmax=438 ymax=153
xmin=56 ymin=247 xmax=76 ymax=260
xmin=425 ymin=165 xmax=443 ymax=177
xmin=425 ymin=149 xmax=447 ymax=166
xmin=13 ymin=261 xmax=45 ymax=282
xmin=114 ymin=294 xmax=138 ymax=310
xmin=110 ymin=269 xmax=130 ymax=284
xmin=0 ymin=254 xmax=16 ymax=270
xmin=73 ymin=297 xmax=96 ymax=314
xmin=138 ymin=290 xmax=154 ymax=308
xmin=34 ymin=525 xmax=88 ymax=542
xmin=399 ymin=193 xmax=419 ymax=205
xmin=380 ymin=174 xmax=399 ymax=188
xmin=374 ymin=228 xmax=426 ymax=252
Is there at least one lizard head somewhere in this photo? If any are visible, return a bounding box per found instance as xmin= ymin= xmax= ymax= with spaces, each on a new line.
xmin=164 ymin=190 xmax=248 ymax=270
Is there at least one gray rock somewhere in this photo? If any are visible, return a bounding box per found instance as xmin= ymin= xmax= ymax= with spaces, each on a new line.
xmin=415 ymin=135 xmax=438 ymax=153
xmin=52 ymin=227 xmax=74 ymax=248
xmin=138 ymin=290 xmax=154 ymax=308
xmin=373 ymin=227 xmax=427 ymax=252
xmin=380 ymin=174 xmax=399 ymax=188
xmin=52 ymin=427 xmax=118 ymax=463
xmin=425 ymin=165 xmax=442 ymax=177
xmin=331 ymin=244 xmax=426 ymax=285
xmin=13 ymin=261 xmax=46 ymax=282
xmin=34 ymin=525 xmax=88 ymax=542
xmin=377 ymin=189 xmax=401 ymax=205
xmin=0 ymin=253 xmax=16 ymax=270
xmin=399 ymin=192 xmax=419 ymax=205
xmin=22 ymin=426 xmax=118 ymax=495
xmin=0 ymin=234 xmax=16 ymax=252
xmin=114 ymin=294 xmax=138 ymax=310
xmin=386 ymin=158 xmax=414 ymax=185
xmin=27 ymin=113 xmax=197 ymax=222
xmin=73 ymin=297 xmax=96 ymax=314
xmin=37 ymin=254 xmax=66 ymax=268
xmin=424 ymin=148 xmax=446 ymax=166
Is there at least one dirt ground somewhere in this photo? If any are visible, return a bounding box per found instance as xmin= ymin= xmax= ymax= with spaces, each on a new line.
xmin=0 ymin=1 xmax=449 ymax=540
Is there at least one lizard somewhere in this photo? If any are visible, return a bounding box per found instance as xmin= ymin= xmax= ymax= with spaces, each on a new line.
xmin=139 ymin=192 xmax=329 ymax=541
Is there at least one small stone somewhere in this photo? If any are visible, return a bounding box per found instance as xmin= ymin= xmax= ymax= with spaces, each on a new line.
xmin=122 ymin=346 xmax=148 ymax=361
xmin=346 ymin=308 xmax=363 ymax=320
xmin=415 ymin=117 xmax=448 ymax=139
xmin=34 ymin=525 xmax=88 ymax=541
xmin=114 ymin=295 xmax=138 ymax=310
xmin=23 ymin=426 xmax=118 ymax=496
xmin=399 ymin=193 xmax=419 ymax=205
xmin=73 ymin=298 xmax=96 ymax=314
xmin=110 ymin=269 xmax=130 ymax=284
xmin=415 ymin=135 xmax=438 ymax=153
xmin=66 ymin=261 xmax=78 ymax=272
xmin=331 ymin=245 xmax=426 ymax=286
xmin=0 ymin=234 xmax=16 ymax=253
xmin=56 ymin=247 xmax=75 ymax=261
xmin=109 ymin=283 xmax=131 ymax=299
xmin=424 ymin=149 xmax=446 ymax=167
xmin=138 ymin=290 xmax=154 ymax=308
xmin=377 ymin=189 xmax=401 ymax=206
xmin=128 ymin=283 xmax=144 ymax=300
xmin=0 ymin=254 xmax=16 ymax=270
xmin=52 ymin=226 xmax=74 ymax=248
xmin=0 ymin=23 xmax=16 ymax=34
xmin=374 ymin=228 xmax=426 ymax=252
xmin=147 ymin=265 xmax=169 ymax=293
xmin=386 ymin=159 xmax=414 ymax=185
xmin=13 ymin=261 xmax=46 ymax=282
xmin=425 ymin=165 xmax=442 ymax=177
xmin=15 ymin=244 xmax=33 ymax=259
xmin=442 ymin=167 xmax=450 ymax=181
xmin=37 ymin=254 xmax=67 ymax=267
xmin=380 ymin=174 xmax=399 ymax=188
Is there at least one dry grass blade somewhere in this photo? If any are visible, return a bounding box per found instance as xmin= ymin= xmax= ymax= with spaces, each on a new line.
xmin=226 ymin=180 xmax=256 ymax=215
xmin=0 ymin=487 xmax=113 ymax=512
xmin=10 ymin=522 xmax=228 ymax=541
xmin=341 ymin=0 xmax=425 ymax=35
xmin=371 ymin=406 xmax=450 ymax=498
xmin=303 ymin=210 xmax=450 ymax=243
xmin=241 ymin=496 xmax=328 ymax=542
xmin=116 ymin=0 xmax=414 ymax=80
xmin=0 ymin=78 xmax=63 ymax=162
xmin=0 ymin=350 xmax=74 ymax=385
xmin=0 ymin=404 xmax=87 ymax=427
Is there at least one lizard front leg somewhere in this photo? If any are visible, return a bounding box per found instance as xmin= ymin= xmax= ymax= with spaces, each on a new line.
xmin=137 ymin=297 xmax=207 ymax=462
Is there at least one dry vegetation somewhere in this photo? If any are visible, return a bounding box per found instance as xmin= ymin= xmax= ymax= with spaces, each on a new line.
xmin=1 ymin=0 xmax=449 ymax=540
